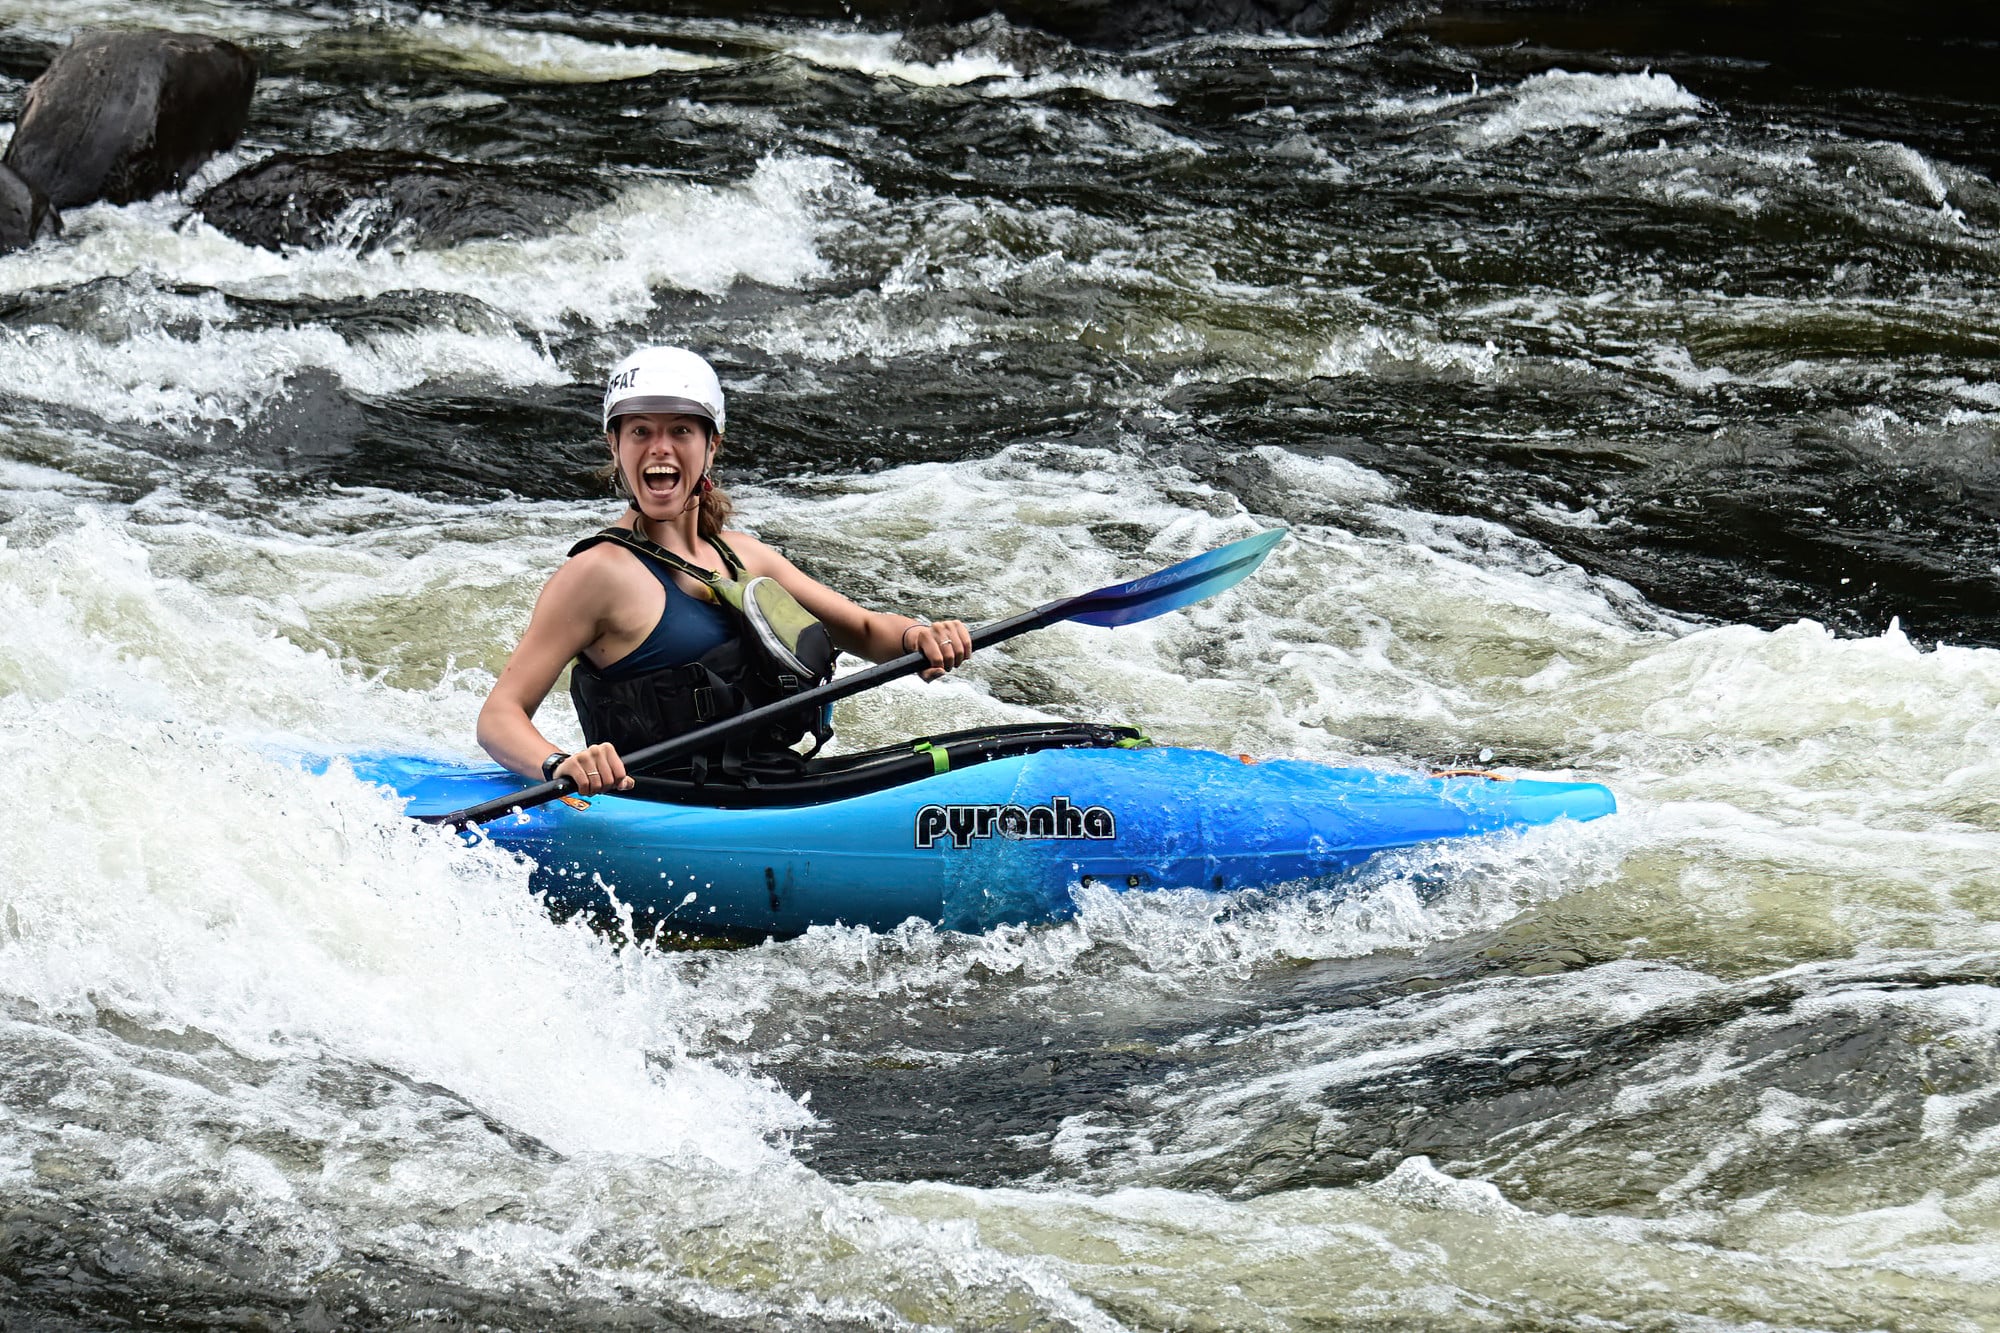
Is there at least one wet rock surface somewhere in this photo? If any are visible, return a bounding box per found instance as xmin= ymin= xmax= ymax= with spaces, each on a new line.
xmin=0 ymin=164 xmax=60 ymax=254
xmin=2 ymin=29 xmax=255 ymax=210
xmin=194 ymin=150 xmax=616 ymax=253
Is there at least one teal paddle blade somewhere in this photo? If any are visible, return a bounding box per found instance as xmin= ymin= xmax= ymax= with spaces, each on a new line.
xmin=1063 ymin=526 xmax=1287 ymax=627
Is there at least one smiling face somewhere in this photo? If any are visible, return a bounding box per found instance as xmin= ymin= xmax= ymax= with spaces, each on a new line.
xmin=608 ymin=411 xmax=715 ymax=520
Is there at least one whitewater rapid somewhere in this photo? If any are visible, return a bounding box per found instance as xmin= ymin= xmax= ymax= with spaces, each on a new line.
xmin=5 ymin=1 xmax=2000 ymax=1327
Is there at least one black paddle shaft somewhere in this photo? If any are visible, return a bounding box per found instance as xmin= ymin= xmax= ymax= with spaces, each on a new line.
xmin=421 ymin=604 xmax=1054 ymax=828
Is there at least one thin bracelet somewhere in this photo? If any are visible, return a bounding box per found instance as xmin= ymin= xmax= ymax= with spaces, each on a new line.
xmin=901 ymin=618 xmax=931 ymax=652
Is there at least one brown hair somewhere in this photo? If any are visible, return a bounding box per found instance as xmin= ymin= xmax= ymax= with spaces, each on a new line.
xmin=598 ymin=421 xmax=735 ymax=540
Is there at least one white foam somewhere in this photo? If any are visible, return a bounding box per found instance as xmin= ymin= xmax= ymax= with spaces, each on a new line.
xmin=783 ymin=30 xmax=1020 ymax=87
xmin=1089 ymin=961 xmax=1713 ymax=1171
xmin=1595 ymin=135 xmax=1985 ymax=247
xmin=1366 ymin=68 xmax=1703 ymax=148
xmin=0 ymin=155 xmax=849 ymax=339
xmin=869 ymin=1152 xmax=2000 ymax=1330
xmin=778 ymin=29 xmax=1167 ymax=106
xmin=0 ymin=305 xmax=564 ymax=428
xmin=1312 ymin=323 xmax=1503 ymax=381
xmin=2 ymin=0 xmax=720 ymax=81
xmin=1622 ymin=341 xmax=1738 ymax=393
xmin=1250 ymin=443 xmax=1399 ymax=503
xmin=7 ymin=5 xmax=1148 ymax=99
xmin=1364 ymin=1155 xmax=1518 ymax=1215
xmin=1879 ymin=140 xmax=1966 ymax=224
xmin=0 ymin=0 xmax=327 ymax=43
xmin=739 ymin=298 xmax=987 ymax=364
xmin=1525 ymin=498 xmax=1605 ymax=529
xmin=0 ymin=455 xmax=116 ymax=497
xmin=1467 ymin=69 xmax=1703 ymax=146
xmin=403 ymin=12 xmax=722 ymax=82
xmin=987 ymin=69 xmax=1170 ymax=108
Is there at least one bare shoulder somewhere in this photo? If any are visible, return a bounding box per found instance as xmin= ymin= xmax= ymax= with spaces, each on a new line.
xmin=555 ymin=539 xmax=626 ymax=582
xmin=542 ymin=539 xmax=639 ymax=609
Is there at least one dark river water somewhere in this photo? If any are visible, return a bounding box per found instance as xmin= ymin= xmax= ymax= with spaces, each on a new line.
xmin=3 ymin=2 xmax=1998 ymax=1328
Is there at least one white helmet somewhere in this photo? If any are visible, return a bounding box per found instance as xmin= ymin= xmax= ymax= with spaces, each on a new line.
xmin=602 ymin=345 xmax=725 ymax=434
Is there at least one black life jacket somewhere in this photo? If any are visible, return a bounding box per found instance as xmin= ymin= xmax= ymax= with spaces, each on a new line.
xmin=567 ymin=528 xmax=835 ymax=784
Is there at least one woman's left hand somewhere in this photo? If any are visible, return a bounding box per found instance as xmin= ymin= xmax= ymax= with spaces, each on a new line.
xmin=904 ymin=619 xmax=973 ymax=680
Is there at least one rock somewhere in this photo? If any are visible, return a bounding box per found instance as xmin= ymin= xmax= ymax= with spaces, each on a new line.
xmin=3 ymin=29 xmax=256 ymax=210
xmin=194 ymin=150 xmax=615 ymax=253
xmin=0 ymin=163 xmax=60 ymax=254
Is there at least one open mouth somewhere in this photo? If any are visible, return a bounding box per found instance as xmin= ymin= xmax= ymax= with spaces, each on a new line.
xmin=639 ymin=464 xmax=681 ymax=498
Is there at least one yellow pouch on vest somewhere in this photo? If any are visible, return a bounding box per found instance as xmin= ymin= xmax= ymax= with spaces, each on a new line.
xmin=574 ymin=526 xmax=837 ymax=690
xmin=711 ymin=574 xmax=834 ymax=685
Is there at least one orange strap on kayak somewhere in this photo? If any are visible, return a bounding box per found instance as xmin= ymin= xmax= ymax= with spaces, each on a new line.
xmin=1430 ymin=768 xmax=1513 ymax=781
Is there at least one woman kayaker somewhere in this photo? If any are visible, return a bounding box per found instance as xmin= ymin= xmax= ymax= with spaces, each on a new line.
xmin=478 ymin=345 xmax=973 ymax=796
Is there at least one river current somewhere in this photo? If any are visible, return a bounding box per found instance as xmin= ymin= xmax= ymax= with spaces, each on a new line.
xmin=3 ymin=2 xmax=1998 ymax=1328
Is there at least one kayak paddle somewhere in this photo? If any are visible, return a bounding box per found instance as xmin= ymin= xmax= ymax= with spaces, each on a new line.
xmin=423 ymin=525 xmax=1288 ymax=829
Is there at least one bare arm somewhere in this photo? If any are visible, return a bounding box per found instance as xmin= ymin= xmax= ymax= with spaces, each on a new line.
xmin=727 ymin=531 xmax=972 ymax=679
xmin=476 ymin=553 xmax=634 ymax=793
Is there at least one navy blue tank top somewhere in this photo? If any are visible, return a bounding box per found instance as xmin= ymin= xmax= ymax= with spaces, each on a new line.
xmin=594 ymin=549 xmax=733 ymax=682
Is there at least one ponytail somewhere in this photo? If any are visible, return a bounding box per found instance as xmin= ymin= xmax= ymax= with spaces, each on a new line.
xmin=694 ymin=451 xmax=735 ymax=540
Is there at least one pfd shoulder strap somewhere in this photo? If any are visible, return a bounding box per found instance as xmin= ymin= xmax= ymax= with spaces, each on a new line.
xmin=568 ymin=526 xmax=746 ymax=586
xmin=703 ymin=532 xmax=749 ymax=578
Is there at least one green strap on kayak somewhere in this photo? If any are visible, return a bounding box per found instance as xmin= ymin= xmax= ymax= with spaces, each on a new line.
xmin=912 ymin=732 xmax=1138 ymax=775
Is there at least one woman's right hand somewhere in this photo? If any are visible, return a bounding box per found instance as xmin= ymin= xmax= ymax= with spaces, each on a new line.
xmin=557 ymin=742 xmax=634 ymax=796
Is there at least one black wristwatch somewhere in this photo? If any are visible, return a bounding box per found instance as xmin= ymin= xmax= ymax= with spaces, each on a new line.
xmin=541 ymin=751 xmax=570 ymax=781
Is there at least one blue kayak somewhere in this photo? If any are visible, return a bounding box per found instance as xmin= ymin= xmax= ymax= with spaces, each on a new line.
xmin=344 ymin=733 xmax=1615 ymax=940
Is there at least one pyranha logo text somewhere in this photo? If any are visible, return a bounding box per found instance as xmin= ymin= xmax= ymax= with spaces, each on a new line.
xmin=915 ymin=796 xmax=1116 ymax=850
